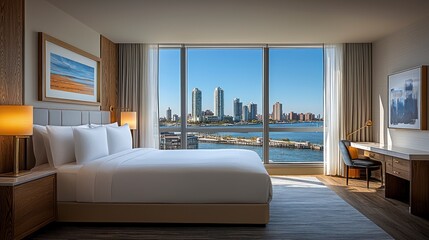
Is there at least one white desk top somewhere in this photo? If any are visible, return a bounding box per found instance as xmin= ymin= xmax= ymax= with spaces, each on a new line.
xmin=0 ymin=169 xmax=56 ymax=186
xmin=351 ymin=142 xmax=429 ymax=161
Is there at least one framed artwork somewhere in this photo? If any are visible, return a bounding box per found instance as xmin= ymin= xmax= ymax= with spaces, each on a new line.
xmin=388 ymin=66 xmax=427 ymax=130
xmin=39 ymin=32 xmax=101 ymax=105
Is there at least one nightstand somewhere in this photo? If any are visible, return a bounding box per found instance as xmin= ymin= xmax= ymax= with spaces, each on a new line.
xmin=0 ymin=169 xmax=56 ymax=240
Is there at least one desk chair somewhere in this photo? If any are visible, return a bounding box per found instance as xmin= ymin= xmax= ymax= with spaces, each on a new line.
xmin=339 ymin=140 xmax=383 ymax=188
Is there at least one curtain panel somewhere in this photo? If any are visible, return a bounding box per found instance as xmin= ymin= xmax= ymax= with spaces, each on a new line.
xmin=324 ymin=43 xmax=372 ymax=176
xmin=324 ymin=44 xmax=344 ymax=176
xmin=343 ymin=43 xmax=372 ymax=142
xmin=118 ymin=44 xmax=159 ymax=148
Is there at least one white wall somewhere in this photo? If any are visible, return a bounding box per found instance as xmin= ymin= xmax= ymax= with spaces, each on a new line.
xmin=372 ymin=16 xmax=429 ymax=150
xmin=24 ymin=0 xmax=101 ymax=110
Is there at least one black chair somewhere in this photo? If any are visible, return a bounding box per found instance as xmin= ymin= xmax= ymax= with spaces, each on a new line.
xmin=339 ymin=140 xmax=383 ymax=188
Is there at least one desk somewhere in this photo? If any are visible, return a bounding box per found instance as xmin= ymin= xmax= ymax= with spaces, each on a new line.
xmin=351 ymin=142 xmax=429 ymax=219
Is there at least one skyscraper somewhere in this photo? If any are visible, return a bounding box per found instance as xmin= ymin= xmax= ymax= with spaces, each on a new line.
xmin=192 ymin=88 xmax=202 ymax=122
xmin=242 ymin=105 xmax=249 ymax=121
xmin=214 ymin=87 xmax=224 ymax=120
xmin=233 ymin=98 xmax=242 ymax=122
xmin=272 ymin=102 xmax=283 ymax=121
xmin=166 ymin=107 xmax=172 ymax=121
xmin=249 ymin=102 xmax=257 ymax=121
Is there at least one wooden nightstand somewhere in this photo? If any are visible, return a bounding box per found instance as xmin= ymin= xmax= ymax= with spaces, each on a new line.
xmin=0 ymin=170 xmax=56 ymax=240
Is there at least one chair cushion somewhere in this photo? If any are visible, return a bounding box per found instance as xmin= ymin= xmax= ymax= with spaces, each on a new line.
xmin=347 ymin=146 xmax=359 ymax=159
xmin=352 ymin=159 xmax=381 ymax=168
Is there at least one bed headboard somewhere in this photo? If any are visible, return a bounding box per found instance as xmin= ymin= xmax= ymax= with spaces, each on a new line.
xmin=27 ymin=108 xmax=112 ymax=168
xmin=33 ymin=108 xmax=111 ymax=126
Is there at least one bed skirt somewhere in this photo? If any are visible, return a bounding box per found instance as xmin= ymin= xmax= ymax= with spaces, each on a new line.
xmin=57 ymin=202 xmax=270 ymax=224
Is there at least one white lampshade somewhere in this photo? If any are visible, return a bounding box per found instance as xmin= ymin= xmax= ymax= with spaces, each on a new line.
xmin=0 ymin=105 xmax=33 ymax=136
xmin=121 ymin=112 xmax=137 ymax=130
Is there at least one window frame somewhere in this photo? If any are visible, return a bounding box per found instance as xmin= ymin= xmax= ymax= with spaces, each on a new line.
xmin=158 ymin=44 xmax=324 ymax=165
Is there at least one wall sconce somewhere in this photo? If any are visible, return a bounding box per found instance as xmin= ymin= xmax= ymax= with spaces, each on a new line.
xmin=0 ymin=105 xmax=33 ymax=177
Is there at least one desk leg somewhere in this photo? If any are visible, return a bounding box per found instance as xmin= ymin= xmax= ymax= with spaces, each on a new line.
xmin=385 ymin=173 xmax=409 ymax=204
xmin=410 ymin=161 xmax=429 ymax=218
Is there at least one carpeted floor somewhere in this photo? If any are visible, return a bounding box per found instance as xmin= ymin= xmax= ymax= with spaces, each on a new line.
xmin=30 ymin=176 xmax=392 ymax=239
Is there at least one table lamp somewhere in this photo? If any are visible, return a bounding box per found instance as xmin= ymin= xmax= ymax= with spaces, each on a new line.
xmin=121 ymin=111 xmax=137 ymax=147
xmin=0 ymin=105 xmax=33 ymax=177
xmin=346 ymin=120 xmax=373 ymax=140
xmin=120 ymin=111 xmax=137 ymax=130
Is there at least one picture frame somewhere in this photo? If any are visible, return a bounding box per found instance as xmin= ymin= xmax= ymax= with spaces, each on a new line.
xmin=388 ymin=66 xmax=427 ymax=130
xmin=39 ymin=32 xmax=101 ymax=105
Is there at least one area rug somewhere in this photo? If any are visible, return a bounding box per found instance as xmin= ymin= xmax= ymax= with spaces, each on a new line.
xmin=31 ymin=176 xmax=392 ymax=239
xmin=268 ymin=176 xmax=392 ymax=239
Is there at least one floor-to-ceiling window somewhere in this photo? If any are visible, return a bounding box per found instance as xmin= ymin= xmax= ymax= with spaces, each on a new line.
xmin=158 ymin=45 xmax=323 ymax=164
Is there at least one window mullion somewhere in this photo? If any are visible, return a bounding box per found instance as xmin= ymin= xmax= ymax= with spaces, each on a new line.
xmin=263 ymin=47 xmax=269 ymax=164
xmin=180 ymin=46 xmax=187 ymax=149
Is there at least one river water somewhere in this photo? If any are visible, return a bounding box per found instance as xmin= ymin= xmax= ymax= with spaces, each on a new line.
xmin=195 ymin=122 xmax=324 ymax=163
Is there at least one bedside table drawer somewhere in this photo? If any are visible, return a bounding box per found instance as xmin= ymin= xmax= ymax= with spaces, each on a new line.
xmin=14 ymin=175 xmax=56 ymax=238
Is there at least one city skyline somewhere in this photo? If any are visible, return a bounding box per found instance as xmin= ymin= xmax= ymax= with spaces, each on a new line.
xmin=159 ymin=48 xmax=323 ymax=119
xmin=161 ymin=87 xmax=321 ymax=122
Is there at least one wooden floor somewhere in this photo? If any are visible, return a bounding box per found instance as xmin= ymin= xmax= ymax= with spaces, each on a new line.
xmin=318 ymin=175 xmax=429 ymax=240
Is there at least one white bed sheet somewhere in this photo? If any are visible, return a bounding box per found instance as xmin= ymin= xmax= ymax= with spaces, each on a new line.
xmin=56 ymin=163 xmax=82 ymax=201
xmin=75 ymin=148 xmax=272 ymax=204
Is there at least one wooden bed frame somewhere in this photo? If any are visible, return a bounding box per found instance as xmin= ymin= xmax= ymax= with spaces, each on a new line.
xmin=58 ymin=202 xmax=270 ymax=224
xmin=31 ymin=108 xmax=270 ymax=225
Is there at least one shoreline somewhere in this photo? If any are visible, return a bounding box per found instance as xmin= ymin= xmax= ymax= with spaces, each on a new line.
xmin=197 ymin=134 xmax=323 ymax=151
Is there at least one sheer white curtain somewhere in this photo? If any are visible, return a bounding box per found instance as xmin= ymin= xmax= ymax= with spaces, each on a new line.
xmin=118 ymin=44 xmax=159 ymax=148
xmin=324 ymin=44 xmax=344 ymax=176
xmin=139 ymin=44 xmax=159 ymax=148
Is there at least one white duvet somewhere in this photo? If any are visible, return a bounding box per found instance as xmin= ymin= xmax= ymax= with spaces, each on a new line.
xmin=76 ymin=148 xmax=272 ymax=204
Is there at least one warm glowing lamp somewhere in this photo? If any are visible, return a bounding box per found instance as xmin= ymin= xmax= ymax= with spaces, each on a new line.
xmin=120 ymin=112 xmax=137 ymax=130
xmin=0 ymin=105 xmax=33 ymax=177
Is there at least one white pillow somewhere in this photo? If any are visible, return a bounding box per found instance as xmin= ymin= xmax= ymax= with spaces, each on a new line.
xmin=32 ymin=125 xmax=48 ymax=166
xmin=46 ymin=125 xmax=89 ymax=167
xmin=73 ymin=127 xmax=109 ymax=164
xmin=41 ymin=130 xmax=54 ymax=167
xmin=106 ymin=124 xmax=132 ymax=154
xmin=90 ymin=122 xmax=118 ymax=128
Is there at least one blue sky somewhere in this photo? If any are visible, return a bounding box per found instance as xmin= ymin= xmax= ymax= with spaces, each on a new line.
xmin=159 ymin=47 xmax=323 ymax=118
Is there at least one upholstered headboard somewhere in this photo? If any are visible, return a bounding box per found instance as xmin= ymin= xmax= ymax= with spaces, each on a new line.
xmin=33 ymin=108 xmax=111 ymax=126
xmin=27 ymin=108 xmax=111 ymax=168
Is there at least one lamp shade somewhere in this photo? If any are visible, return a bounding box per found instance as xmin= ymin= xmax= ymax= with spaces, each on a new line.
xmin=0 ymin=105 xmax=33 ymax=136
xmin=121 ymin=112 xmax=137 ymax=130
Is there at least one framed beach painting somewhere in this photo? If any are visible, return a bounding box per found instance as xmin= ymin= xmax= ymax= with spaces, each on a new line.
xmin=388 ymin=66 xmax=427 ymax=130
xmin=39 ymin=33 xmax=101 ymax=105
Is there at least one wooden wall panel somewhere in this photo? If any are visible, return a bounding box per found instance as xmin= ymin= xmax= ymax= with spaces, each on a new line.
xmin=0 ymin=0 xmax=24 ymax=173
xmin=100 ymin=35 xmax=118 ymax=122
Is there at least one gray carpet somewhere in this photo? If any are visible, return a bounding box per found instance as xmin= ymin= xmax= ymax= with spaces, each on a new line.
xmin=31 ymin=176 xmax=392 ymax=239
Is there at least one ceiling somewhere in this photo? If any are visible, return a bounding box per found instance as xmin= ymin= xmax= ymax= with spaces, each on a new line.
xmin=46 ymin=0 xmax=429 ymax=44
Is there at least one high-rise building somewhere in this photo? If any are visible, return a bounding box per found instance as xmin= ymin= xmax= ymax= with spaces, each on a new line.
xmin=214 ymin=87 xmax=224 ymax=120
xmin=192 ymin=88 xmax=202 ymax=122
xmin=305 ymin=112 xmax=315 ymax=121
xmin=233 ymin=98 xmax=242 ymax=122
xmin=249 ymin=102 xmax=257 ymax=121
xmin=166 ymin=107 xmax=172 ymax=121
xmin=172 ymin=114 xmax=179 ymax=122
xmin=289 ymin=111 xmax=298 ymax=121
xmin=299 ymin=113 xmax=305 ymax=121
xmin=242 ymin=105 xmax=249 ymax=121
xmin=272 ymin=102 xmax=283 ymax=121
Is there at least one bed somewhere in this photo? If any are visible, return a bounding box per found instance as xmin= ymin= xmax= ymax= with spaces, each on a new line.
xmin=28 ymin=108 xmax=272 ymax=224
